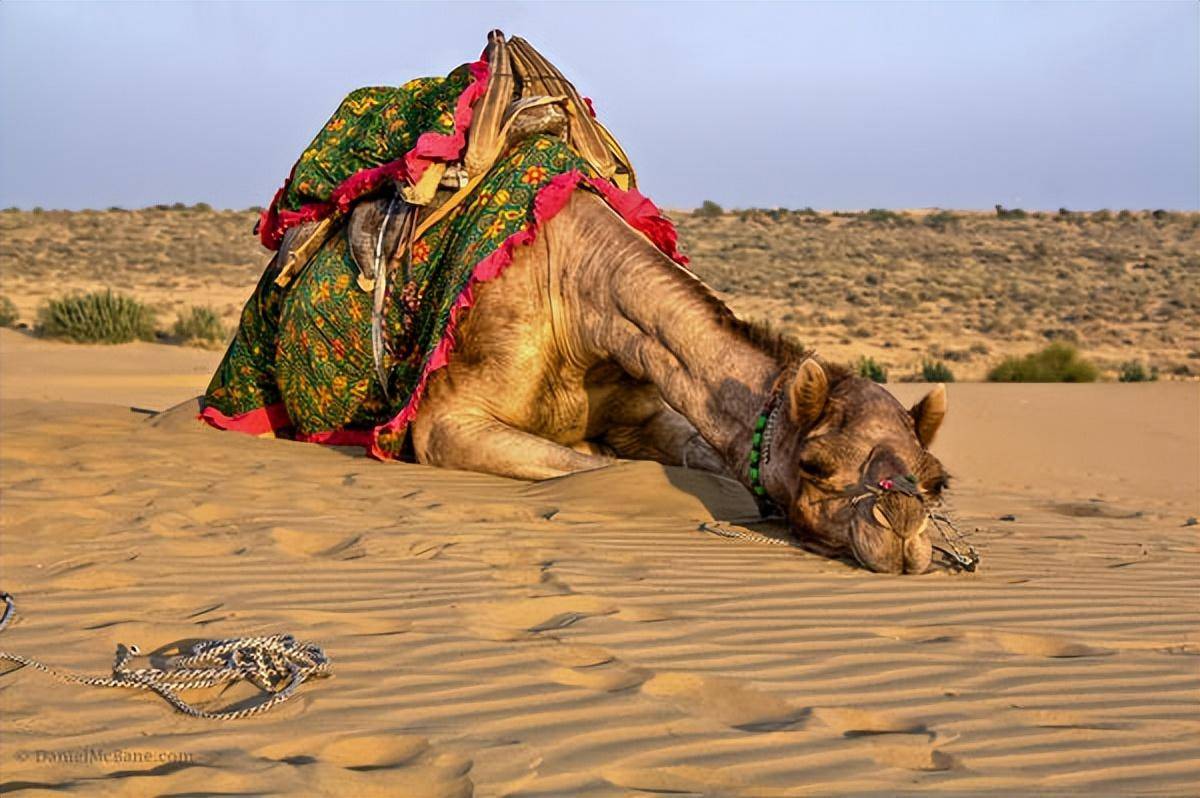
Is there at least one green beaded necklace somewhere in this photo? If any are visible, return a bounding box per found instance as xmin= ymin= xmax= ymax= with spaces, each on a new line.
xmin=747 ymin=392 xmax=782 ymax=518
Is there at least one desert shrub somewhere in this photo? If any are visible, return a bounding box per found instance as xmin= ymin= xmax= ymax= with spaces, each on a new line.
xmin=862 ymin=208 xmax=910 ymax=226
xmin=796 ymin=206 xmax=819 ymax=216
xmin=36 ymin=290 xmax=156 ymax=344
xmin=1091 ymin=209 xmax=1113 ymax=222
xmin=921 ymin=360 xmax=955 ymax=382
xmin=0 ymin=295 xmax=18 ymax=327
xmin=192 ymin=202 xmax=213 ymax=212
xmin=695 ymin=200 xmax=724 ymax=218
xmin=987 ymin=342 xmax=1098 ymax=383
xmin=857 ymin=356 xmax=888 ymax=383
xmin=923 ymin=210 xmax=959 ymax=230
xmin=995 ymin=204 xmax=1027 ymax=220
xmin=173 ymin=305 xmax=226 ymax=347
xmin=1117 ymin=361 xmax=1157 ymax=382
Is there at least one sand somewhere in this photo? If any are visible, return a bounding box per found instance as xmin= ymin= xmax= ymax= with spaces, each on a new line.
xmin=1 ymin=329 xmax=1198 ymax=796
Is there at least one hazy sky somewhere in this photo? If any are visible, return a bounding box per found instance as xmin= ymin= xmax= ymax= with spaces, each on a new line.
xmin=1 ymin=1 xmax=1196 ymax=211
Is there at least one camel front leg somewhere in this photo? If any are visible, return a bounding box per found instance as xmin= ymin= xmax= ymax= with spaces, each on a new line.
xmin=413 ymin=412 xmax=613 ymax=481
xmin=603 ymin=406 xmax=728 ymax=475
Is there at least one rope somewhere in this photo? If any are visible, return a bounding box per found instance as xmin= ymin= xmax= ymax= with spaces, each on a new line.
xmin=699 ymin=520 xmax=796 ymax=547
xmin=0 ymin=592 xmax=331 ymax=719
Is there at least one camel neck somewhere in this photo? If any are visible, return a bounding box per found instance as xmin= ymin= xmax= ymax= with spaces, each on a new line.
xmin=575 ymin=211 xmax=783 ymax=479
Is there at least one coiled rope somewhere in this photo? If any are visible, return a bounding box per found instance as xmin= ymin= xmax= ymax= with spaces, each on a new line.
xmin=0 ymin=592 xmax=331 ymax=719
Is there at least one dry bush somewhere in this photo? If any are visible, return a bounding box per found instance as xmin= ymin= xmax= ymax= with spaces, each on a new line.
xmin=987 ymin=343 xmax=1098 ymax=383
xmin=173 ymin=305 xmax=227 ymax=348
xmin=0 ymin=295 xmax=18 ymax=327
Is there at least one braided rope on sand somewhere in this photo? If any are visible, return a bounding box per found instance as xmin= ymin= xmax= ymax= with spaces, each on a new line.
xmin=698 ymin=520 xmax=796 ymax=547
xmin=0 ymin=592 xmax=331 ymax=719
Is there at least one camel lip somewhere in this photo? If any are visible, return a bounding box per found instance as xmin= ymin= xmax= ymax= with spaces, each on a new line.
xmin=848 ymin=516 xmax=931 ymax=574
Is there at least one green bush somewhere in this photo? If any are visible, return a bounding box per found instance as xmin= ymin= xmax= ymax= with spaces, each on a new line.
xmin=995 ymin=204 xmax=1028 ymax=220
xmin=36 ymin=290 xmax=157 ymax=344
xmin=920 ymin=360 xmax=955 ymax=382
xmin=173 ymin=305 xmax=227 ymax=347
xmin=1118 ymin=361 xmax=1157 ymax=382
xmin=862 ymin=208 xmax=910 ymax=226
xmin=857 ymin=356 xmax=888 ymax=383
xmin=987 ymin=343 xmax=1098 ymax=383
xmin=0 ymin=295 xmax=18 ymax=327
xmin=923 ymin=211 xmax=959 ymax=230
xmin=695 ymin=200 xmax=724 ymax=218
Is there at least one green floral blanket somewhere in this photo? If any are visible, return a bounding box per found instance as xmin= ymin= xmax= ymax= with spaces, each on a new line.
xmin=203 ymin=63 xmax=685 ymax=459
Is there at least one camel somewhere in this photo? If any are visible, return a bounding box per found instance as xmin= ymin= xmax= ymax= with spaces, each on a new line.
xmin=400 ymin=190 xmax=950 ymax=574
xmin=205 ymin=33 xmax=951 ymax=574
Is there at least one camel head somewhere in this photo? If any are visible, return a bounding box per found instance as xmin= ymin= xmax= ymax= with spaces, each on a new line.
xmin=763 ymin=360 xmax=949 ymax=574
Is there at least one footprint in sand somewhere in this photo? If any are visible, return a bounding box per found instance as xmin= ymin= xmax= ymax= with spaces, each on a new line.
xmin=270 ymin=527 xmax=367 ymax=560
xmin=811 ymin=706 xmax=931 ymax=739
xmin=1052 ymin=500 xmax=1144 ymax=519
xmin=476 ymin=547 xmax=570 ymax=593
xmin=547 ymin=661 xmax=649 ymax=692
xmin=462 ymin=594 xmax=616 ymax=641
xmin=535 ymin=640 xmax=647 ymax=691
xmin=1011 ymin=707 xmax=1137 ymax=731
xmin=640 ymin=672 xmax=805 ymax=731
xmin=811 ymin=707 xmax=956 ymax=772
xmin=874 ymin=625 xmax=1113 ymax=658
xmin=255 ymin=733 xmax=472 ymax=798
xmin=604 ymin=765 xmax=746 ymax=795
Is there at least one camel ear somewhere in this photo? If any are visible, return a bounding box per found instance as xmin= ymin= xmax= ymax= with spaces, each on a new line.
xmin=788 ymin=359 xmax=829 ymax=429
xmin=910 ymin=384 xmax=947 ymax=447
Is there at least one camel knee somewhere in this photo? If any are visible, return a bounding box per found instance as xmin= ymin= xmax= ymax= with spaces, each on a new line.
xmin=411 ymin=412 xmax=483 ymax=469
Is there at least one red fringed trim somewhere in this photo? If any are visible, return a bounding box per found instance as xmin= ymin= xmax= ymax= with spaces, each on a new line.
xmin=258 ymin=59 xmax=491 ymax=251
xmin=294 ymin=428 xmax=375 ymax=448
xmin=586 ymin=177 xmax=688 ymax=267
xmin=199 ymin=402 xmax=292 ymax=436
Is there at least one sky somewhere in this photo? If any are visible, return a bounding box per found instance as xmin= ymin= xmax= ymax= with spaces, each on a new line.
xmin=1 ymin=1 xmax=1196 ymax=211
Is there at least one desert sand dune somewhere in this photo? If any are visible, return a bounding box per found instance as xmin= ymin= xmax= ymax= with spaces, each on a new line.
xmin=1 ymin=332 xmax=1197 ymax=796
